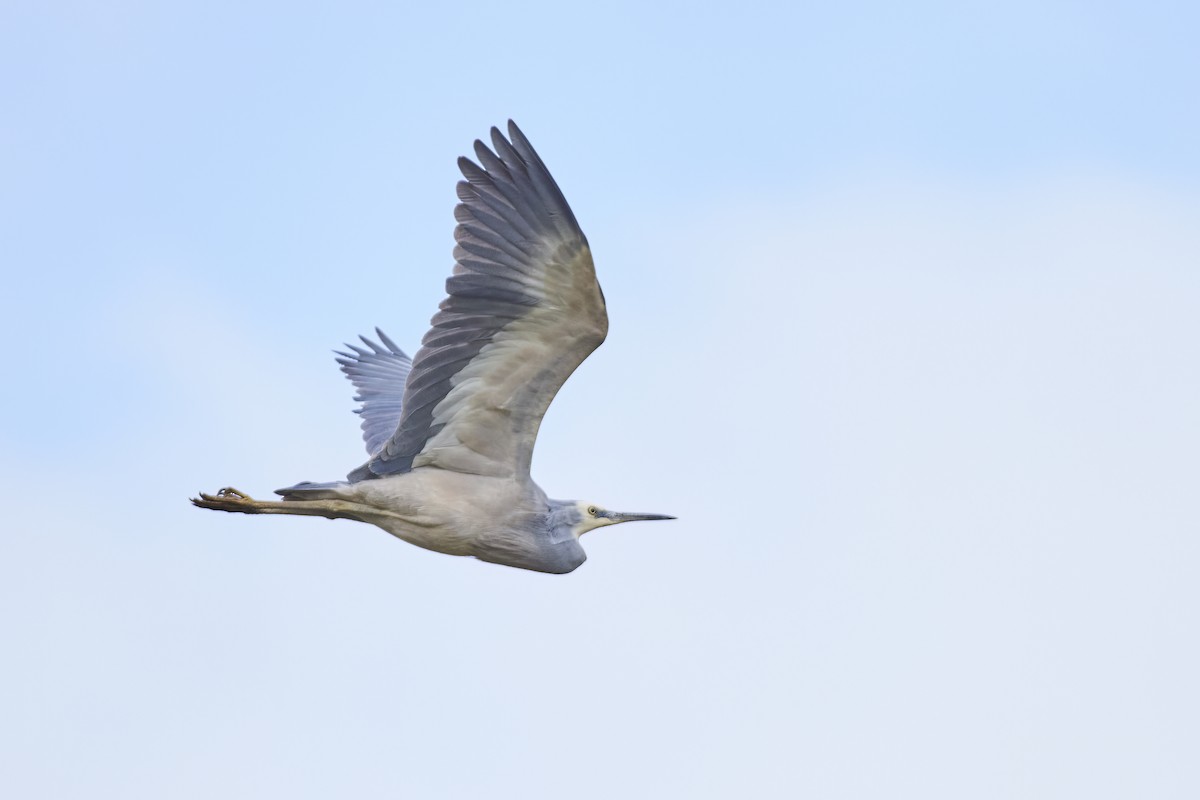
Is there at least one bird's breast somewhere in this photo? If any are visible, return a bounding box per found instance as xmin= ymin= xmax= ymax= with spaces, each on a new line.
xmin=346 ymin=469 xmax=542 ymax=560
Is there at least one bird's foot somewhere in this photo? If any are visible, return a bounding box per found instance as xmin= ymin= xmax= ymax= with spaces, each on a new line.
xmin=191 ymin=486 xmax=258 ymax=512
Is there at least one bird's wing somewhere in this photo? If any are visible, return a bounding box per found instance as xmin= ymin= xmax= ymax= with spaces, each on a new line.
xmin=347 ymin=121 xmax=607 ymax=481
xmin=335 ymin=329 xmax=413 ymax=456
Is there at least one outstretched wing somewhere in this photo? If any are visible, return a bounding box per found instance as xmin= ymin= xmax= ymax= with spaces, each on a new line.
xmin=348 ymin=120 xmax=607 ymax=481
xmin=335 ymin=329 xmax=412 ymax=456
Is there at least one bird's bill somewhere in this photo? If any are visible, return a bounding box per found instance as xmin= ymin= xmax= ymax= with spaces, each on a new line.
xmin=605 ymin=511 xmax=676 ymax=523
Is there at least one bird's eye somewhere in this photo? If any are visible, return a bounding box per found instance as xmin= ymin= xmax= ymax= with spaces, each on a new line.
xmin=587 ymin=506 xmax=597 ymax=515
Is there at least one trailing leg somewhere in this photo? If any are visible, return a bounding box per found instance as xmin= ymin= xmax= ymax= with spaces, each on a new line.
xmin=191 ymin=487 xmax=356 ymax=521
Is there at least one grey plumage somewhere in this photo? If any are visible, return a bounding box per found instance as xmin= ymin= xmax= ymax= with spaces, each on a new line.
xmin=335 ymin=328 xmax=412 ymax=456
xmin=192 ymin=121 xmax=673 ymax=573
xmin=357 ymin=121 xmax=602 ymax=481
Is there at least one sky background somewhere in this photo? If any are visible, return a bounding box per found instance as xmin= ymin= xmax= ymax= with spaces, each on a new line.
xmin=2 ymin=1 xmax=1199 ymax=797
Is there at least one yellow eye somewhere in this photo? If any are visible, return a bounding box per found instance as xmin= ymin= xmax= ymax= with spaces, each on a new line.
xmin=587 ymin=506 xmax=597 ymax=515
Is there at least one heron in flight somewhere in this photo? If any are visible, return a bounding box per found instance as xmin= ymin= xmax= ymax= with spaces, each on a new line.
xmin=192 ymin=121 xmax=674 ymax=573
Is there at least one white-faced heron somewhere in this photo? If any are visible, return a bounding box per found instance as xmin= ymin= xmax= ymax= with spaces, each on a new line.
xmin=192 ymin=121 xmax=674 ymax=573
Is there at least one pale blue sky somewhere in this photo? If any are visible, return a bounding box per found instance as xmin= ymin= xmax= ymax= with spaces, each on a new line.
xmin=2 ymin=2 xmax=1198 ymax=798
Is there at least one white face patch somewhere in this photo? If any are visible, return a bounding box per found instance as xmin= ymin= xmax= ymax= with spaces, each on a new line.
xmin=574 ymin=501 xmax=612 ymax=536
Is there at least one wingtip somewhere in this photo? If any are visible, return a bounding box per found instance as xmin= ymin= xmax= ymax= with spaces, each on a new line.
xmin=375 ymin=327 xmax=402 ymax=354
xmin=489 ymin=125 xmax=512 ymax=155
xmin=458 ymin=153 xmax=479 ymax=172
xmin=507 ymin=119 xmax=533 ymax=151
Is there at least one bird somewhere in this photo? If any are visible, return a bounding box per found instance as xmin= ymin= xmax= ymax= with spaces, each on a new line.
xmin=192 ymin=120 xmax=674 ymax=574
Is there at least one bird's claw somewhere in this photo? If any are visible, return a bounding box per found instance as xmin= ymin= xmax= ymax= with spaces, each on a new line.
xmin=192 ymin=487 xmax=256 ymax=510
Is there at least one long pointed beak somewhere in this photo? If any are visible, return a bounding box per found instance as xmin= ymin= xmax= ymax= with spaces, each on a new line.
xmin=605 ymin=511 xmax=677 ymax=523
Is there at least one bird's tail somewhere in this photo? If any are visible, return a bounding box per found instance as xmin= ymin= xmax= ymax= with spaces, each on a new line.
xmin=274 ymin=481 xmax=350 ymax=501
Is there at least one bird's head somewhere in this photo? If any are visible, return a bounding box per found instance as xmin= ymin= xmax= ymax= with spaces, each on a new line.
xmin=568 ymin=500 xmax=676 ymax=537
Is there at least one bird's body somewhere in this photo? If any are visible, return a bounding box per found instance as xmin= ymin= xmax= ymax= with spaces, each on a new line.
xmin=274 ymin=470 xmax=588 ymax=574
xmin=193 ymin=121 xmax=673 ymax=573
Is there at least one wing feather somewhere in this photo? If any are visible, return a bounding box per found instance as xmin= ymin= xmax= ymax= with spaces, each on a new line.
xmin=335 ymin=329 xmax=413 ymax=456
xmin=348 ymin=121 xmax=606 ymax=481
